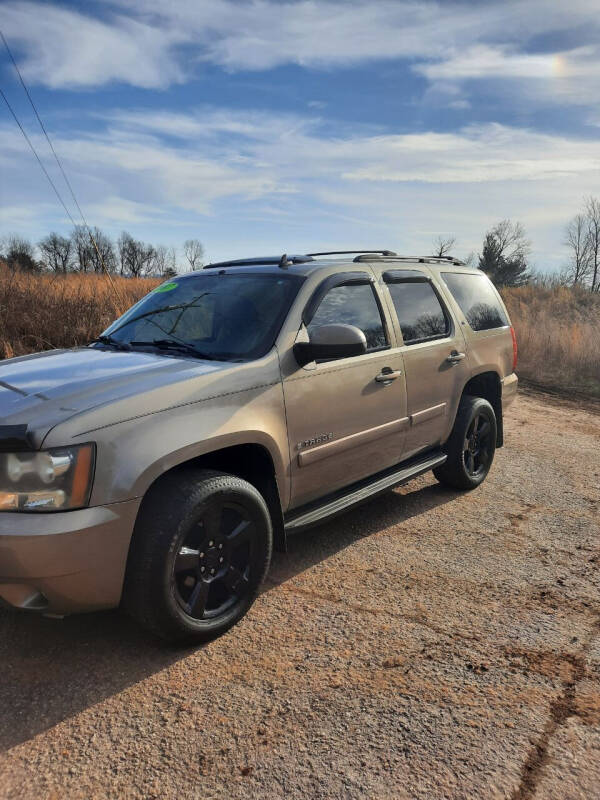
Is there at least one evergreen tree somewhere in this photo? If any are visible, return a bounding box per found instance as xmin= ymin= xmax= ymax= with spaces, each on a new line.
xmin=478 ymin=220 xmax=530 ymax=287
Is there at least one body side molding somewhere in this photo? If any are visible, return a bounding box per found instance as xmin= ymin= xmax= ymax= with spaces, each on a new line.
xmin=297 ymin=416 xmax=409 ymax=467
xmin=410 ymin=402 xmax=446 ymax=426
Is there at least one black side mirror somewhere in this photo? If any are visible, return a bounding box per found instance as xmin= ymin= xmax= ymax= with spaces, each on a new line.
xmin=294 ymin=323 xmax=367 ymax=366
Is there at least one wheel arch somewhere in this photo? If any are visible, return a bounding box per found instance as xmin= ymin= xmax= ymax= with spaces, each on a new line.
xmin=133 ymin=441 xmax=286 ymax=552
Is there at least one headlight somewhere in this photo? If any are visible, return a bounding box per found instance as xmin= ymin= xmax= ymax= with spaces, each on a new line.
xmin=0 ymin=444 xmax=95 ymax=512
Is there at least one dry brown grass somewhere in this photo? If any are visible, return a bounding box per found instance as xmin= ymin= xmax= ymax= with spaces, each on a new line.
xmin=1 ymin=265 xmax=598 ymax=398
xmin=0 ymin=265 xmax=160 ymax=358
xmin=502 ymin=284 xmax=600 ymax=397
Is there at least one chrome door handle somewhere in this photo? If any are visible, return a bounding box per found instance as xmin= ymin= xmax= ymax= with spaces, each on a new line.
xmin=375 ymin=368 xmax=402 ymax=383
xmin=446 ymin=351 xmax=466 ymax=365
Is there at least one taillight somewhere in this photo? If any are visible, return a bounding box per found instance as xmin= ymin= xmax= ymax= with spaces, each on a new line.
xmin=510 ymin=326 xmax=518 ymax=372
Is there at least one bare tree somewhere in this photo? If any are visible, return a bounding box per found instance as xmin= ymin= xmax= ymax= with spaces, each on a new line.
xmin=38 ymin=232 xmax=73 ymax=273
xmin=479 ymin=219 xmax=531 ymax=287
xmin=71 ymin=225 xmax=94 ymax=273
xmin=585 ymin=196 xmax=600 ymax=291
xmin=564 ymin=214 xmax=592 ymax=286
xmin=3 ymin=235 xmax=38 ymax=271
xmin=89 ymin=227 xmax=117 ymax=273
xmin=150 ymin=244 xmax=168 ymax=276
xmin=183 ymin=239 xmax=204 ymax=271
xmin=165 ymin=246 xmax=178 ymax=277
xmin=432 ymin=235 xmax=456 ymax=258
xmin=117 ymin=232 xmax=155 ymax=278
xmin=151 ymin=244 xmax=178 ymax=277
xmin=71 ymin=226 xmax=116 ymax=273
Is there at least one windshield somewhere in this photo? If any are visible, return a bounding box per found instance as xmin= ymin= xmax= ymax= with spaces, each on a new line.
xmin=100 ymin=272 xmax=305 ymax=361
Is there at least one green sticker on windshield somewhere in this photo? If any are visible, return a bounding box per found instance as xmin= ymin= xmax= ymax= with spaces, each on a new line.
xmin=154 ymin=281 xmax=178 ymax=293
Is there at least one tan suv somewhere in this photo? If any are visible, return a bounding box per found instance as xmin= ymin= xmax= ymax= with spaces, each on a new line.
xmin=0 ymin=250 xmax=518 ymax=641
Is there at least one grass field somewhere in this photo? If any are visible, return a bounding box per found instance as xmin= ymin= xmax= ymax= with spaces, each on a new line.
xmin=0 ymin=266 xmax=159 ymax=359
xmin=502 ymin=284 xmax=600 ymax=398
xmin=1 ymin=265 xmax=599 ymax=397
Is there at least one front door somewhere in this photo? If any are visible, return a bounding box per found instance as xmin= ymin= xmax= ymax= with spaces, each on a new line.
xmin=283 ymin=277 xmax=408 ymax=509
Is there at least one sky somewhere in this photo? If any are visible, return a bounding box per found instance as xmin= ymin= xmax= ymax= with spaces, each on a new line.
xmin=1 ymin=0 xmax=600 ymax=269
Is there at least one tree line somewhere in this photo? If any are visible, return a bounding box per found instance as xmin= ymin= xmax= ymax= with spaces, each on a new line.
xmin=2 ymin=194 xmax=599 ymax=289
xmin=0 ymin=228 xmax=205 ymax=278
xmin=433 ymin=196 xmax=600 ymax=290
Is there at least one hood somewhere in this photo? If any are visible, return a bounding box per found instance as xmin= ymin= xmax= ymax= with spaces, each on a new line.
xmin=0 ymin=347 xmax=227 ymax=446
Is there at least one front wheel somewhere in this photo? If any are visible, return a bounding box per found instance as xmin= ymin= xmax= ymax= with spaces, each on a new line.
xmin=433 ymin=396 xmax=497 ymax=490
xmin=123 ymin=469 xmax=273 ymax=643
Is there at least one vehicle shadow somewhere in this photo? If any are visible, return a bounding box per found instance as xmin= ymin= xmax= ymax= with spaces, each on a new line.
xmin=0 ymin=480 xmax=457 ymax=752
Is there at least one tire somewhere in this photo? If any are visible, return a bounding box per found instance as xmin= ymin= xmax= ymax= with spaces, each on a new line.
xmin=123 ymin=469 xmax=273 ymax=643
xmin=433 ymin=395 xmax=497 ymax=491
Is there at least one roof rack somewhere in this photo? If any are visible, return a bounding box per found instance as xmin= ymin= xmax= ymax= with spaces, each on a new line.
xmin=204 ymin=254 xmax=315 ymax=270
xmin=353 ymin=253 xmax=465 ymax=266
xmin=203 ymin=250 xmax=466 ymax=270
xmin=426 ymin=255 xmax=464 ymax=263
xmin=306 ymin=250 xmax=397 ymax=257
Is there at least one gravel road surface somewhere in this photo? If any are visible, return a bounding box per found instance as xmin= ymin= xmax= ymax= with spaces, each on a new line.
xmin=1 ymin=392 xmax=599 ymax=799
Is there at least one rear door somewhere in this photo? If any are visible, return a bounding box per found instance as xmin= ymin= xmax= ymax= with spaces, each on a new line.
xmin=439 ymin=270 xmax=516 ymax=382
xmin=381 ymin=269 xmax=470 ymax=460
xmin=282 ymin=272 xmax=408 ymax=509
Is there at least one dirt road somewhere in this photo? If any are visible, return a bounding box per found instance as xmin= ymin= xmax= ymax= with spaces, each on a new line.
xmin=1 ymin=392 xmax=599 ymax=799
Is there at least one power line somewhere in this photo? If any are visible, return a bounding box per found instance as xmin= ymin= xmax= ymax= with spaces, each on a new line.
xmin=0 ymin=30 xmax=92 ymax=231
xmin=0 ymin=86 xmax=79 ymax=228
xmin=0 ymin=30 xmax=125 ymax=310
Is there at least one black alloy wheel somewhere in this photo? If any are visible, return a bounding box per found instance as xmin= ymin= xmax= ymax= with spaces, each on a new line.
xmin=172 ymin=500 xmax=254 ymax=621
xmin=462 ymin=412 xmax=493 ymax=479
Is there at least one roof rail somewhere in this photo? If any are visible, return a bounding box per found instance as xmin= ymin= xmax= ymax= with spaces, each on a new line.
xmin=426 ymin=255 xmax=464 ymax=263
xmin=306 ymin=249 xmax=397 ymax=257
xmin=204 ymin=254 xmax=315 ymax=269
xmin=353 ymin=253 xmax=465 ymax=266
xmin=202 ymin=251 xmax=466 ymax=270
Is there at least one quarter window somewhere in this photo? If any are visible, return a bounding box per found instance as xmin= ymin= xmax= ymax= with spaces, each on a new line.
xmin=308 ymin=283 xmax=388 ymax=351
xmin=442 ymin=272 xmax=508 ymax=331
xmin=387 ymin=282 xmax=449 ymax=344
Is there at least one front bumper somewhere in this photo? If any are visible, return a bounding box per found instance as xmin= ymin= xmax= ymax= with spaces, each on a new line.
xmin=0 ymin=498 xmax=140 ymax=615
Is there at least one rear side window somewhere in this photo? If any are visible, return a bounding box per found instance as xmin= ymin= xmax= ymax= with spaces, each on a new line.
xmin=308 ymin=283 xmax=388 ymax=351
xmin=442 ymin=272 xmax=508 ymax=331
xmin=387 ymin=282 xmax=449 ymax=345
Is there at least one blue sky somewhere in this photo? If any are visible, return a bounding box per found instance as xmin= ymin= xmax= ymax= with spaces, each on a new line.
xmin=1 ymin=0 xmax=600 ymax=269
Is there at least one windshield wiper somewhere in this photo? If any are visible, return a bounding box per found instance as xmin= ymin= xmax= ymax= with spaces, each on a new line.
xmin=109 ymin=292 xmax=210 ymax=336
xmin=129 ymin=339 xmax=217 ymax=360
xmin=89 ymin=335 xmax=131 ymax=351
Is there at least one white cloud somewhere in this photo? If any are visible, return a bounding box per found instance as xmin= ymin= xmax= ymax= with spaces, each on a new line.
xmin=415 ymin=43 xmax=600 ymax=107
xmin=86 ymin=196 xmax=174 ymax=226
xmin=100 ymin=110 xmax=600 ymax=187
xmin=1 ymin=1 xmax=185 ymax=88
xmin=2 ymin=107 xmax=599 ymax=268
xmin=0 ymin=203 xmax=48 ymax=230
xmin=335 ymin=125 xmax=600 ymax=184
xmin=2 ymin=0 xmax=599 ymax=96
xmin=417 ymin=45 xmax=560 ymax=82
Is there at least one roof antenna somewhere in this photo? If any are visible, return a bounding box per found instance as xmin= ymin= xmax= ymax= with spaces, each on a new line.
xmin=278 ymin=253 xmax=290 ymax=269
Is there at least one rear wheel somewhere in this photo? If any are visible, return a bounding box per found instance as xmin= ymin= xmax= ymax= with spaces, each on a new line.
xmin=124 ymin=469 xmax=272 ymax=643
xmin=433 ymin=396 xmax=497 ymax=490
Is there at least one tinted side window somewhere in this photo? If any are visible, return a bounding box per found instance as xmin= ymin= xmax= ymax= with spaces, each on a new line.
xmin=387 ymin=282 xmax=449 ymax=344
xmin=308 ymin=283 xmax=387 ymax=351
xmin=442 ymin=272 xmax=508 ymax=331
